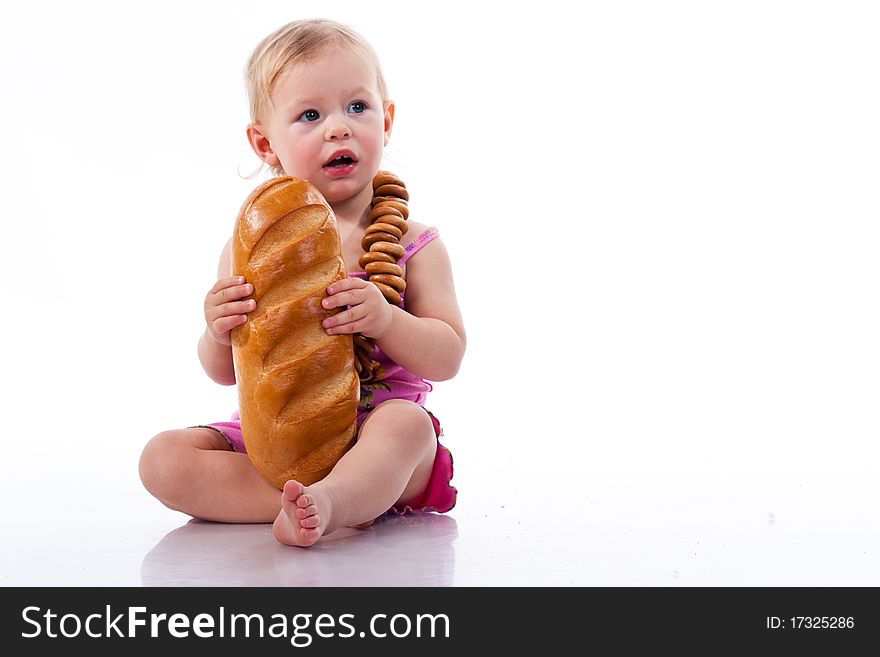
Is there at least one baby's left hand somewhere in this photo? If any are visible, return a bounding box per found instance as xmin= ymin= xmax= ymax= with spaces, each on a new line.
xmin=322 ymin=278 xmax=393 ymax=339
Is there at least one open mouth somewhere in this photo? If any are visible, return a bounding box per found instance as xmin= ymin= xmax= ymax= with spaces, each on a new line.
xmin=324 ymin=150 xmax=358 ymax=169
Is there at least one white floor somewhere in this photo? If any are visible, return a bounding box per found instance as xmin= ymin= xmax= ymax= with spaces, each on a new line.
xmin=2 ymin=455 xmax=878 ymax=586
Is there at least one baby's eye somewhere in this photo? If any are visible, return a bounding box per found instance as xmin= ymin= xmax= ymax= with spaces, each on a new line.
xmin=348 ymin=101 xmax=367 ymax=114
xmin=298 ymin=109 xmax=320 ymax=122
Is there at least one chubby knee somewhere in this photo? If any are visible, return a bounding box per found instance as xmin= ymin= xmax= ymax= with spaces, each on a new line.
xmin=139 ymin=430 xmax=182 ymax=503
xmin=362 ymin=400 xmax=437 ymax=457
xmin=139 ymin=428 xmax=219 ymax=507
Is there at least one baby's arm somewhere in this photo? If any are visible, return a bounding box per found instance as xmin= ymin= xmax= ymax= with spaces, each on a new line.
xmin=375 ymin=237 xmax=466 ymax=381
xmin=198 ymin=239 xmax=255 ymax=385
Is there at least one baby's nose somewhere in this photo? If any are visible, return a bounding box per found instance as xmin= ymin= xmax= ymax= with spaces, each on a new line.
xmin=325 ymin=118 xmax=352 ymax=141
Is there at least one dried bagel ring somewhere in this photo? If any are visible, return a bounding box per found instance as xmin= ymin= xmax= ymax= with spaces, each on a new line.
xmin=372 ymin=172 xmax=400 ymax=189
xmin=354 ymin=333 xmax=375 ymax=356
xmin=365 ymin=261 xmax=403 ymax=276
xmin=362 ymin=232 xmax=400 ymax=249
xmin=368 ymin=219 xmax=407 ymax=239
xmin=380 ymin=216 xmax=408 ymax=235
xmin=369 ymin=214 xmax=407 ymax=235
xmin=365 ymin=222 xmax=404 ymax=240
xmin=370 ymin=241 xmax=406 ymax=260
xmin=374 ymin=184 xmax=409 ymax=201
xmin=386 ymin=203 xmax=409 ymax=220
xmin=372 ymin=194 xmax=408 ymax=207
xmin=370 ymin=273 xmax=406 ymax=292
xmin=369 ymin=204 xmax=404 ymax=223
xmin=374 ymin=201 xmax=409 ymax=220
xmin=359 ymin=250 xmax=397 ymax=269
xmin=371 ymin=199 xmax=409 ymax=219
xmin=353 ymin=333 xmax=374 ymax=353
xmin=355 ymin=347 xmax=373 ymax=367
xmin=355 ymin=350 xmax=377 ymax=378
xmin=372 ymin=281 xmax=401 ymax=305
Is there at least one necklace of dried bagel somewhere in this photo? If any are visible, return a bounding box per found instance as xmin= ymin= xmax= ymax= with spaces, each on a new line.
xmin=352 ymin=170 xmax=410 ymax=384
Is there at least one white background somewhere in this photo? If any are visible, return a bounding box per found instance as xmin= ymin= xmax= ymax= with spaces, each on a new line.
xmin=1 ymin=0 xmax=878 ymax=585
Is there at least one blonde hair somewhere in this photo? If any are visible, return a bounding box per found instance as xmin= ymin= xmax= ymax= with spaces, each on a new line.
xmin=245 ymin=19 xmax=390 ymax=178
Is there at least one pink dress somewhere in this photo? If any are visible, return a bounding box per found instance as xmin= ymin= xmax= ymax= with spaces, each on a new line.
xmin=204 ymin=227 xmax=456 ymax=516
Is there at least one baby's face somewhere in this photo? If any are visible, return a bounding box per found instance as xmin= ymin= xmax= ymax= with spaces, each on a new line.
xmin=259 ymin=47 xmax=392 ymax=206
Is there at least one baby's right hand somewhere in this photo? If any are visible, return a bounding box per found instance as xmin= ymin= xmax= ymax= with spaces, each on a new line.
xmin=204 ymin=276 xmax=256 ymax=346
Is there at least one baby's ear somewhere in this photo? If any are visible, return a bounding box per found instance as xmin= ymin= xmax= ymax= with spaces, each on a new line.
xmin=246 ymin=123 xmax=281 ymax=167
xmin=383 ymin=101 xmax=395 ymax=145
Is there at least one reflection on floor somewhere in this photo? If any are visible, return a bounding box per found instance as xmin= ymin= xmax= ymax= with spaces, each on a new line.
xmin=141 ymin=514 xmax=458 ymax=587
xmin=3 ymin=469 xmax=880 ymax=586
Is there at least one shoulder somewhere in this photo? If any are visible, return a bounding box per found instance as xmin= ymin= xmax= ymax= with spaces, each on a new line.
xmin=400 ymin=220 xmax=432 ymax=250
xmin=398 ymin=220 xmax=438 ymax=273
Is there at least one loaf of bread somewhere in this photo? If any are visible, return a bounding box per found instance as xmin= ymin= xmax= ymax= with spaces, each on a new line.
xmin=230 ymin=177 xmax=359 ymax=489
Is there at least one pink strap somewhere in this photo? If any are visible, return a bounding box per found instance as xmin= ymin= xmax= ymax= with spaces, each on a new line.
xmin=398 ymin=227 xmax=439 ymax=265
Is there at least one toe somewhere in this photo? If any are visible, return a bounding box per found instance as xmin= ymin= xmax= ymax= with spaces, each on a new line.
xmin=283 ymin=480 xmax=304 ymax=500
xmin=295 ymin=505 xmax=317 ymax=519
xmin=300 ymin=527 xmax=320 ymax=544
xmin=301 ymin=515 xmax=321 ymax=529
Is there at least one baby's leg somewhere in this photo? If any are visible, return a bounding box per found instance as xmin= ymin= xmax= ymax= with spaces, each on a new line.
xmin=139 ymin=427 xmax=281 ymax=522
xmin=273 ymin=400 xmax=438 ymax=547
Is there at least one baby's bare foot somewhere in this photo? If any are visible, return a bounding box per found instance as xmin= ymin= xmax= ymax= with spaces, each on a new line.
xmin=272 ymin=480 xmax=329 ymax=547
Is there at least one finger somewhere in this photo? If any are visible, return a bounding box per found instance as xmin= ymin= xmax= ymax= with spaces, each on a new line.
xmin=211 ymin=276 xmax=246 ymax=294
xmin=325 ymin=308 xmax=374 ymax=335
xmin=325 ymin=318 xmax=365 ymax=335
xmin=212 ymin=282 xmax=254 ymax=304
xmin=212 ymin=314 xmax=247 ymax=334
xmin=215 ymin=299 xmax=256 ymax=317
xmin=323 ymin=304 xmax=367 ymax=330
xmin=326 ymin=277 xmax=366 ymax=295
xmin=322 ymin=286 xmax=365 ymax=310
